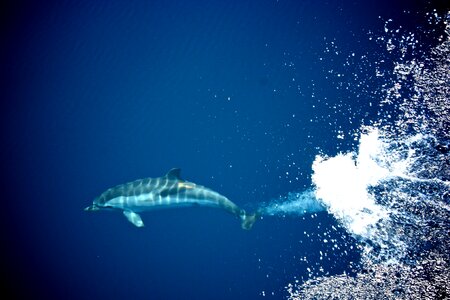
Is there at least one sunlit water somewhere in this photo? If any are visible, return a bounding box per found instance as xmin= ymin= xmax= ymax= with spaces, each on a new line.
xmin=260 ymin=12 xmax=449 ymax=299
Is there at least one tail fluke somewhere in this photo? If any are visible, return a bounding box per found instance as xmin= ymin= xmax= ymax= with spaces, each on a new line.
xmin=240 ymin=211 xmax=259 ymax=230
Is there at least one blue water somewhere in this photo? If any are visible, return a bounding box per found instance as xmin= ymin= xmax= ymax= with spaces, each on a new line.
xmin=3 ymin=1 xmax=448 ymax=299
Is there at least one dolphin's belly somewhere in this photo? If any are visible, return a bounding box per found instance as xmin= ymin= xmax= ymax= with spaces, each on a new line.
xmin=104 ymin=194 xmax=221 ymax=212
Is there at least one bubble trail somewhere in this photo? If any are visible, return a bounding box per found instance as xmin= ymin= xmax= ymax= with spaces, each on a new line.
xmin=258 ymin=189 xmax=326 ymax=217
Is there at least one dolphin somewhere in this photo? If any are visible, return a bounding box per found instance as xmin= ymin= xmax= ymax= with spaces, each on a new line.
xmin=85 ymin=168 xmax=258 ymax=230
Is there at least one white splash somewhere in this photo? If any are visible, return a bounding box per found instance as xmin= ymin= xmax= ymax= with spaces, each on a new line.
xmin=286 ymin=11 xmax=450 ymax=300
xmin=311 ymin=129 xmax=391 ymax=238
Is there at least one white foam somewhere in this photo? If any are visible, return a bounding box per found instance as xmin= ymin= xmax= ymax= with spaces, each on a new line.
xmin=311 ymin=129 xmax=389 ymax=238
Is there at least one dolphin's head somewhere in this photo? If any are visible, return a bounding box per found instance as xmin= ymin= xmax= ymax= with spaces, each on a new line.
xmin=85 ymin=196 xmax=111 ymax=211
xmin=84 ymin=198 xmax=116 ymax=211
xmin=84 ymin=204 xmax=100 ymax=211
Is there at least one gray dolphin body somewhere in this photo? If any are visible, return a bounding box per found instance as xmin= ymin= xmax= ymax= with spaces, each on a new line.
xmin=85 ymin=168 xmax=258 ymax=230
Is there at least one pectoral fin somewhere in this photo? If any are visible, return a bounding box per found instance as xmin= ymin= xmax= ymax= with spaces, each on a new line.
xmin=123 ymin=210 xmax=144 ymax=227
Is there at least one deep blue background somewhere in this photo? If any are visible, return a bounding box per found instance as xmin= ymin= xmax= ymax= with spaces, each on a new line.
xmin=2 ymin=1 xmax=446 ymax=299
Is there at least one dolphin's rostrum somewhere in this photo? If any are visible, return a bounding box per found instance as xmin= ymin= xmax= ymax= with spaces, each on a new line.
xmin=85 ymin=168 xmax=258 ymax=230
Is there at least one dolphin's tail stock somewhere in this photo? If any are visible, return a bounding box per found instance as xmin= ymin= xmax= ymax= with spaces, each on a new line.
xmin=240 ymin=210 xmax=260 ymax=230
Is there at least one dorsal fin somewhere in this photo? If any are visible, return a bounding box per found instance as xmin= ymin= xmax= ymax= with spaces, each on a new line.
xmin=165 ymin=168 xmax=182 ymax=180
